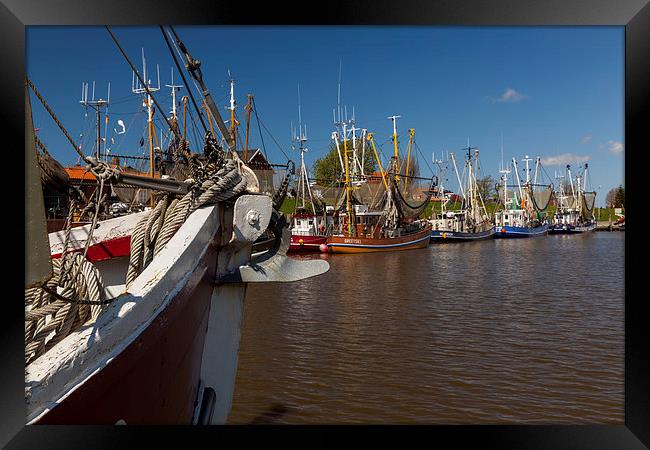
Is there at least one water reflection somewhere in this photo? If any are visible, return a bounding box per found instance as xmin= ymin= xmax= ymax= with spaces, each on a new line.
xmin=230 ymin=232 xmax=624 ymax=424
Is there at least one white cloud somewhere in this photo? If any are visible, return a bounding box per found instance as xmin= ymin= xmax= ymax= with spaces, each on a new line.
xmin=540 ymin=153 xmax=592 ymax=166
xmin=580 ymin=134 xmax=592 ymax=145
xmin=488 ymin=88 xmax=527 ymax=103
xmin=607 ymin=140 xmax=624 ymax=155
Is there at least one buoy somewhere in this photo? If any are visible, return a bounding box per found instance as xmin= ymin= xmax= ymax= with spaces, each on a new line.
xmin=299 ymin=238 xmax=304 ymax=246
xmin=501 ymin=227 xmax=506 ymax=233
xmin=441 ymin=232 xmax=446 ymax=239
xmin=319 ymin=243 xmax=329 ymax=253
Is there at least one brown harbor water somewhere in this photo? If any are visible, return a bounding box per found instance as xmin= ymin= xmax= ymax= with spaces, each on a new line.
xmin=228 ymin=232 xmax=624 ymax=424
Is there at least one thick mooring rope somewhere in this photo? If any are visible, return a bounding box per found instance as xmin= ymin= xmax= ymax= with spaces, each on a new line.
xmin=26 ymin=151 xmax=247 ymax=364
xmin=25 ymin=254 xmax=106 ymax=365
xmin=126 ymin=159 xmax=246 ymax=287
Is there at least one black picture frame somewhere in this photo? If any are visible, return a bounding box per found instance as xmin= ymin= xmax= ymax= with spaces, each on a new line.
xmin=4 ymin=0 xmax=647 ymax=448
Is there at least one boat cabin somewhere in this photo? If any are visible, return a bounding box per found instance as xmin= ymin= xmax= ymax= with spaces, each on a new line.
xmin=291 ymin=210 xmax=340 ymax=237
xmin=495 ymin=209 xmax=528 ymax=227
xmin=552 ymin=210 xmax=580 ymax=226
xmin=430 ymin=211 xmax=468 ymax=232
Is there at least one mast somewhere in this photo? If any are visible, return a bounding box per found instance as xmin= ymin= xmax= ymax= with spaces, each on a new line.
xmin=165 ymin=67 xmax=183 ymax=125
xmin=332 ymin=131 xmax=345 ymax=176
xmin=499 ymin=162 xmax=511 ymax=212
xmin=470 ymin=147 xmax=478 ymax=220
xmin=512 ymin=157 xmax=523 ymax=207
xmin=467 ymin=146 xmax=473 ymax=214
xmin=576 ymin=171 xmax=583 ymax=217
xmin=293 ymin=85 xmax=316 ymax=215
xmin=555 ymin=169 xmax=566 ymax=212
xmin=367 ymin=133 xmax=389 ymax=191
xmin=567 ymin=165 xmax=576 ymax=208
xmin=79 ymin=81 xmax=110 ymax=160
xmin=350 ymin=124 xmax=358 ymax=178
xmin=522 ymin=154 xmax=532 ymax=184
xmin=343 ymin=121 xmax=353 ymax=236
xmin=432 ymin=152 xmax=447 ymax=218
xmin=473 ymin=147 xmax=489 ymax=222
xmin=132 ymin=49 xmax=161 ymax=207
xmin=228 ymin=72 xmax=237 ymax=148
xmin=244 ymin=94 xmax=253 ymax=161
xmin=337 ymin=58 xmax=342 ymax=134
xmin=360 ymin=128 xmax=367 ymax=177
xmin=450 ymin=152 xmax=464 ymax=200
xmin=404 ymin=128 xmax=415 ymax=191
xmin=169 ymin=26 xmax=235 ymax=151
xmin=388 ymin=115 xmax=401 ymax=182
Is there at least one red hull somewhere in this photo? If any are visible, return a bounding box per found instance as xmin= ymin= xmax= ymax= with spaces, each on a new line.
xmin=289 ymin=234 xmax=328 ymax=252
xmin=50 ymin=235 xmax=132 ymax=263
xmin=36 ymin=235 xmax=220 ymax=424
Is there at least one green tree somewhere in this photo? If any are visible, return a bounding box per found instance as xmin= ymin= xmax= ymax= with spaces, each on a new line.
xmin=476 ymin=175 xmax=495 ymax=202
xmin=605 ymin=185 xmax=625 ymax=208
xmin=313 ymin=143 xmax=377 ymax=183
xmin=614 ymin=185 xmax=625 ymax=208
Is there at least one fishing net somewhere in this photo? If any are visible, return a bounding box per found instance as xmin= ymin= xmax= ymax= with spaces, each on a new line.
xmin=528 ymin=185 xmax=554 ymax=212
xmin=564 ymin=195 xmax=578 ymax=210
xmin=582 ymin=191 xmax=596 ymax=212
xmin=391 ymin=176 xmax=433 ymax=219
xmin=581 ymin=191 xmax=596 ymax=219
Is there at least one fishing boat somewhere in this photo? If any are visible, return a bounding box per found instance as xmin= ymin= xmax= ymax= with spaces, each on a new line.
xmin=288 ymin=90 xmax=334 ymax=252
xmin=325 ymin=204 xmax=432 ymax=253
xmin=324 ymin=115 xmax=433 ymax=253
xmin=494 ymin=155 xmax=553 ymax=238
xmin=548 ymin=164 xmax=597 ymax=234
xmin=290 ymin=211 xmax=334 ymax=252
xmin=25 ymin=26 xmax=329 ymax=426
xmin=430 ymin=145 xmax=495 ymax=242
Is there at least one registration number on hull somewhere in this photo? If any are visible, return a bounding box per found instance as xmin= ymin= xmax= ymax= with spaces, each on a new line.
xmin=343 ymin=238 xmax=362 ymax=244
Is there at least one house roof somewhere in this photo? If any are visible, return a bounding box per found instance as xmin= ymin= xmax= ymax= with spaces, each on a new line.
xmin=65 ymin=164 xmax=157 ymax=181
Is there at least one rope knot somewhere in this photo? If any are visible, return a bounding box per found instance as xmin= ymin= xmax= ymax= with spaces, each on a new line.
xmin=88 ymin=160 xmax=117 ymax=181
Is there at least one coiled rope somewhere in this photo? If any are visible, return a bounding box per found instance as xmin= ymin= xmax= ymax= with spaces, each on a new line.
xmin=25 ymin=76 xmax=240 ymax=364
xmin=126 ymin=159 xmax=246 ymax=287
xmin=25 ymin=192 xmax=106 ymax=365
xmin=26 ymin=146 xmax=247 ymax=364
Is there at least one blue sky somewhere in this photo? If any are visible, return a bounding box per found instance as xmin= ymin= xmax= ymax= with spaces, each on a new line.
xmin=27 ymin=26 xmax=623 ymax=205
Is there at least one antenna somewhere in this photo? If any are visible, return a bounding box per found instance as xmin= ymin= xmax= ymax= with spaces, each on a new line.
xmin=131 ymin=48 xmax=161 ymax=205
xmin=522 ymin=154 xmax=533 ymax=184
xmin=80 ymin=80 xmax=110 ymax=160
xmin=297 ymin=84 xmax=302 ymax=136
xmin=388 ymin=115 xmax=401 ymax=136
xmin=164 ymin=67 xmax=183 ymax=119
xmin=500 ymin=132 xmax=504 ymax=171
xmin=337 ymin=58 xmax=342 ymax=125
xmin=388 ymin=115 xmax=401 ymax=180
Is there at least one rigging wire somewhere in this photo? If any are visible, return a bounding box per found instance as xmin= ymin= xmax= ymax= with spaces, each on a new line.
xmin=251 ymin=98 xmax=291 ymax=162
xmin=105 ymin=26 xmax=181 ymax=143
xmin=251 ymin=99 xmax=268 ymax=160
xmin=414 ymin=141 xmax=434 ymax=176
xmin=159 ymin=25 xmax=208 ymax=134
